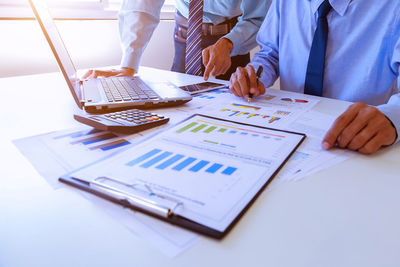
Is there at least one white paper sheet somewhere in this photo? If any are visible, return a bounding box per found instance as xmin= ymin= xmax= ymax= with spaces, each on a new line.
xmin=13 ymin=88 xmax=356 ymax=257
xmin=274 ymin=110 xmax=356 ymax=183
xmin=69 ymin=115 xmax=305 ymax=231
xmin=201 ymin=89 xmax=320 ymax=130
xmin=13 ymin=127 xmax=200 ymax=258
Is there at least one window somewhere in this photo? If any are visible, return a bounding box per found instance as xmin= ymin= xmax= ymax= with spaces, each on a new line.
xmin=0 ymin=0 xmax=176 ymax=20
xmin=0 ymin=0 xmax=105 ymax=9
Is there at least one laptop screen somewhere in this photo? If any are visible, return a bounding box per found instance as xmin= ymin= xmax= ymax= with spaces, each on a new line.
xmin=29 ymin=0 xmax=83 ymax=109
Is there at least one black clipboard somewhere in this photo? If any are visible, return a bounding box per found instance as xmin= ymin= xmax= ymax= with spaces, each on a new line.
xmin=60 ymin=114 xmax=306 ymax=239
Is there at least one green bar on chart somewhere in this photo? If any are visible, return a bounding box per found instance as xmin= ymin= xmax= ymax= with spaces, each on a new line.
xmin=204 ymin=126 xmax=217 ymax=133
xmin=191 ymin=124 xmax=207 ymax=133
xmin=204 ymin=139 xmax=218 ymax=144
xmin=176 ymin=122 xmax=198 ymax=133
xmin=218 ymin=128 xmax=227 ymax=133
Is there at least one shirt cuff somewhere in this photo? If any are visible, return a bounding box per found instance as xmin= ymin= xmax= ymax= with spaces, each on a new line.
xmin=248 ymin=63 xmax=276 ymax=89
xmin=120 ymin=53 xmax=141 ymax=73
xmin=377 ymin=103 xmax=400 ymax=144
xmin=223 ymin=33 xmax=246 ymax=56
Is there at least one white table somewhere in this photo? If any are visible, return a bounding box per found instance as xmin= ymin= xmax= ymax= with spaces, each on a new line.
xmin=1 ymin=67 xmax=400 ymax=267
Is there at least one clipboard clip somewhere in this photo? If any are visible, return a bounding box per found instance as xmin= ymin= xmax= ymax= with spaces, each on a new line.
xmin=89 ymin=176 xmax=183 ymax=218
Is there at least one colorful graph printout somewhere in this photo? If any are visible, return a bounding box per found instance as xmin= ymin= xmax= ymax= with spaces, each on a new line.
xmin=193 ymin=95 xmax=215 ymax=99
xmin=126 ymin=148 xmax=238 ymax=175
xmin=12 ymin=128 xmax=133 ymax=189
xmin=68 ymin=115 xmax=305 ymax=232
xmin=230 ymin=103 xmax=261 ymax=111
xmin=211 ymin=89 xmax=229 ymax=94
xmin=274 ymin=110 xmax=291 ymax=116
xmin=220 ymin=109 xmax=281 ymax=124
xmin=175 ymin=119 xmax=286 ymax=139
xmin=61 ymin=129 xmax=131 ymax=151
xmin=280 ymin=98 xmax=309 ymax=103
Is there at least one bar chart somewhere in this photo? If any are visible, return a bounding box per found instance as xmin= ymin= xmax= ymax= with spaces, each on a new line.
xmin=274 ymin=110 xmax=291 ymax=116
xmin=192 ymin=89 xmax=229 ymax=100
xmin=230 ymin=103 xmax=261 ymax=111
xmin=54 ymin=129 xmax=132 ymax=151
xmin=193 ymin=95 xmax=215 ymax=99
xmin=53 ymin=128 xmax=102 ymax=139
xmin=126 ymin=148 xmax=237 ymax=175
xmin=69 ymin=114 xmax=306 ymax=230
xmin=13 ymin=127 xmax=136 ymax=189
xmin=175 ymin=119 xmax=285 ymax=140
xmin=219 ymin=108 xmax=282 ymax=124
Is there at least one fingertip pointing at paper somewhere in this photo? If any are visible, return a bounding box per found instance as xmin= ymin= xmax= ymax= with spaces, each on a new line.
xmin=321 ymin=141 xmax=331 ymax=150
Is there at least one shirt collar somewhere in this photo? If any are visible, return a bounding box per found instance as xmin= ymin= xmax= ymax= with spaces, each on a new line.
xmin=310 ymin=0 xmax=351 ymax=16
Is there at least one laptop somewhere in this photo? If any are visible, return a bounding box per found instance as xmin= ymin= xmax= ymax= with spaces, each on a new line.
xmin=28 ymin=0 xmax=192 ymax=113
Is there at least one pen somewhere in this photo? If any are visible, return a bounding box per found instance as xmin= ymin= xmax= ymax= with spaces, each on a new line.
xmin=248 ymin=65 xmax=263 ymax=103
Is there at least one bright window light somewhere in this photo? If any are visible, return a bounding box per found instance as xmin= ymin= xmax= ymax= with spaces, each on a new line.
xmin=0 ymin=0 xmax=176 ymax=19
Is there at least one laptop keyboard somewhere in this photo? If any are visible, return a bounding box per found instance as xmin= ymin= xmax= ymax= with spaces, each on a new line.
xmin=100 ymin=77 xmax=159 ymax=102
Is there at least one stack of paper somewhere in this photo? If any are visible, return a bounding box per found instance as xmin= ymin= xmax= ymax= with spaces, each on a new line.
xmin=13 ymin=88 xmax=355 ymax=257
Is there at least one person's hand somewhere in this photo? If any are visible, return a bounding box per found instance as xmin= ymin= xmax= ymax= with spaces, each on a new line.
xmin=202 ymin=38 xmax=233 ymax=80
xmin=82 ymin=67 xmax=135 ymax=80
xmin=322 ymin=102 xmax=397 ymax=154
xmin=229 ymin=65 xmax=266 ymax=99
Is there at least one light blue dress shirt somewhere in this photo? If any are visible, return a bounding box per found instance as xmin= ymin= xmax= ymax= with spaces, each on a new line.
xmin=251 ymin=0 xmax=400 ymax=143
xmin=119 ymin=0 xmax=271 ymax=72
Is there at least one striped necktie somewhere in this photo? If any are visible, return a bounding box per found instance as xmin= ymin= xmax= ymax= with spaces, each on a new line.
xmin=304 ymin=0 xmax=332 ymax=96
xmin=185 ymin=0 xmax=204 ymax=76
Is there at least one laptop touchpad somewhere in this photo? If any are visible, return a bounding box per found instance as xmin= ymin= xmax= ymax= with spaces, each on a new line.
xmin=83 ymin=80 xmax=102 ymax=103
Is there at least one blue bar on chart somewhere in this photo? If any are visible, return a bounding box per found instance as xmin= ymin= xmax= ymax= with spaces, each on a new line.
xmin=205 ymin=163 xmax=223 ymax=174
xmin=126 ymin=149 xmax=239 ymax=175
xmin=156 ymin=154 xmax=185 ymax=170
xmin=126 ymin=148 xmax=162 ymax=166
xmin=54 ymin=129 xmax=103 ymax=140
xmin=101 ymin=140 xmax=131 ymax=151
xmin=140 ymin=151 xmax=173 ymax=168
xmin=220 ymin=143 xmax=236 ymax=149
xmin=82 ymin=133 xmax=117 ymax=145
xmin=70 ymin=133 xmax=117 ymax=145
xmin=189 ymin=160 xmax=209 ymax=172
xmin=70 ymin=129 xmax=102 ymax=138
xmin=172 ymin=157 xmax=197 ymax=171
xmin=89 ymin=139 xmax=131 ymax=151
xmin=222 ymin=166 xmax=237 ymax=175
xmin=194 ymin=95 xmax=215 ymax=99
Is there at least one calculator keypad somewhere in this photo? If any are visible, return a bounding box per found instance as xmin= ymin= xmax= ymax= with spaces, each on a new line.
xmin=104 ymin=109 xmax=166 ymax=125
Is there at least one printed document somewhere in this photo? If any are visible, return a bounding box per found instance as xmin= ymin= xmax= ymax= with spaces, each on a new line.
xmin=69 ymin=115 xmax=305 ymax=231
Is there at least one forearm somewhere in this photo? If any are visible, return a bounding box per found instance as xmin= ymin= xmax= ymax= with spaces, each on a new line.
xmin=223 ymin=0 xmax=272 ymax=56
xmin=118 ymin=0 xmax=164 ymax=71
xmin=249 ymin=45 xmax=279 ymax=88
xmin=248 ymin=0 xmax=280 ymax=88
xmin=223 ymin=21 xmax=261 ymax=56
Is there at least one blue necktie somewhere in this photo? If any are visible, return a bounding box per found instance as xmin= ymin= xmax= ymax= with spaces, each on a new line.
xmin=185 ymin=0 xmax=204 ymax=76
xmin=304 ymin=0 xmax=332 ymax=96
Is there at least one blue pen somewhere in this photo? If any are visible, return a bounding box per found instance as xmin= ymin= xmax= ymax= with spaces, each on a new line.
xmin=248 ymin=65 xmax=263 ymax=103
